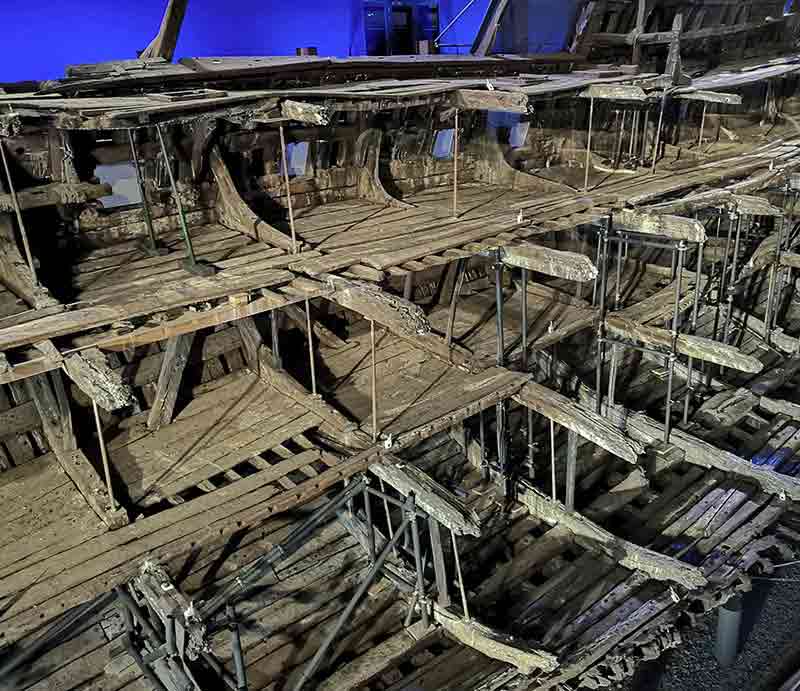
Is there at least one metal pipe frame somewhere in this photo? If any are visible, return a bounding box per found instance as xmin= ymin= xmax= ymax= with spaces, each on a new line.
xmin=409 ymin=494 xmax=430 ymax=629
xmin=451 ymin=528 xmax=471 ymax=621
xmin=721 ymin=213 xmax=745 ymax=354
xmin=584 ymin=95 xmax=595 ymax=192
xmin=651 ymin=91 xmax=669 ymax=175
xmin=155 ymin=124 xmax=211 ymax=275
xmin=363 ymin=480 xmax=376 ymax=564
xmin=279 ymin=124 xmax=298 ymax=254
xmin=683 ymin=241 xmax=704 ymax=425
xmin=305 ymin=299 xmax=317 ymax=395
xmin=664 ymin=242 xmax=686 ymax=443
xmin=453 ymin=109 xmax=460 ymax=218
xmin=93 ymin=400 xmax=117 ymax=512
xmin=595 ymin=218 xmax=611 ymax=415
xmin=371 ymin=320 xmax=379 ymax=443
xmin=127 ymin=129 xmax=164 ymax=255
xmin=227 ymin=604 xmax=248 ymax=691
xmin=293 ymin=500 xmax=415 ymax=690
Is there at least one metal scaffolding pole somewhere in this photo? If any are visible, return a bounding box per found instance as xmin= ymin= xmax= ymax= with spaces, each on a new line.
xmin=651 ymin=91 xmax=668 ymax=175
xmin=584 ymin=95 xmax=595 ymax=192
xmin=92 ymin=400 xmax=117 ymax=512
xmin=279 ymin=124 xmax=298 ymax=254
xmin=683 ymin=241 xmax=704 ymax=425
xmin=305 ymin=299 xmax=317 ymax=395
xmin=453 ymin=109 xmax=460 ymax=218
xmin=608 ymin=235 xmax=625 ymax=405
xmin=156 ymin=124 xmax=214 ymax=276
xmin=565 ymin=429 xmax=578 ymax=512
xmin=409 ymin=494 xmax=430 ymax=629
xmin=293 ymin=502 xmax=414 ymax=691
xmin=371 ymin=320 xmax=379 ymax=443
xmin=698 ymin=102 xmax=708 ymax=149
xmin=127 ymin=129 xmax=165 ymax=255
xmin=494 ymin=252 xmax=508 ymax=492
xmin=765 ymin=215 xmax=785 ymax=344
xmin=664 ymin=242 xmax=686 ymax=443
xmin=721 ymin=213 xmax=745 ymax=352
xmin=595 ymin=219 xmax=611 ymax=415
xmin=0 ymin=140 xmax=37 ymax=285
xmin=451 ymin=528 xmax=470 ymax=621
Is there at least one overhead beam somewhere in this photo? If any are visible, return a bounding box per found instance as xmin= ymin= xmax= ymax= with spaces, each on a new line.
xmin=517 ymin=481 xmax=708 ymax=590
xmin=62 ymin=347 xmax=135 ymax=412
xmin=606 ymin=315 xmax=764 ymax=373
xmin=0 ymin=182 xmax=111 ymax=212
xmin=500 ymin=244 xmax=598 ymax=282
xmin=514 ymin=381 xmax=644 ymax=464
xmin=614 ymin=209 xmax=707 ymax=243
xmin=433 ymin=604 xmax=559 ymax=674
xmin=371 ymin=455 xmax=481 ymax=536
xmin=451 ymin=89 xmax=528 ymax=114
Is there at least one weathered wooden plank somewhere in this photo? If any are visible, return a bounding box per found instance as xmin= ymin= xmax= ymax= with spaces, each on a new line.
xmin=515 ymin=381 xmax=644 ymax=464
xmin=614 ymin=209 xmax=707 ymax=243
xmin=433 ymin=604 xmax=559 ymax=674
xmin=62 ymin=347 xmax=135 ymax=412
xmin=517 ymin=482 xmax=707 ymax=590
xmin=501 ymin=245 xmax=598 ymax=282
xmin=606 ymin=315 xmax=763 ymax=373
xmin=147 ymin=333 xmax=195 ymax=431
xmin=370 ymin=455 xmax=480 ymax=536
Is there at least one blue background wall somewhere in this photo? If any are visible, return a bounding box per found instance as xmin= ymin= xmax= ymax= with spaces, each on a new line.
xmin=1 ymin=0 xmax=576 ymax=83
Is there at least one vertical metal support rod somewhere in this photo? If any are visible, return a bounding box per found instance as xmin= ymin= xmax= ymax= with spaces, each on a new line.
xmin=608 ymin=234 xmax=625 ymax=405
xmin=409 ymin=494 xmax=430 ymax=629
xmin=584 ymin=96 xmax=595 ymax=192
xmin=592 ymin=238 xmax=602 ymax=307
xmin=155 ymin=124 xmax=198 ymax=267
xmin=428 ymin=518 xmax=451 ymax=607
xmin=363 ymin=482 xmax=376 ymax=563
xmin=450 ymin=528 xmax=470 ymax=621
xmin=640 ymin=107 xmax=650 ymax=162
xmin=127 ymin=129 xmax=160 ymax=252
xmin=92 ymin=400 xmax=117 ymax=512
xmin=371 ymin=320 xmax=378 ymax=443
xmin=446 ymin=259 xmax=467 ymax=347
xmin=453 ymin=109 xmax=459 ymax=218
xmin=521 ymin=267 xmax=529 ymax=372
xmin=765 ymin=215 xmax=784 ymax=343
xmin=293 ymin=509 xmax=413 ymax=691
xmin=565 ymin=429 xmax=578 ymax=512
xmin=479 ymin=409 xmax=487 ymax=480
xmin=721 ymin=214 xmax=744 ymax=351
xmin=683 ymin=241 xmax=704 ymax=425
xmin=271 ymin=309 xmax=282 ymax=369
xmin=279 ymin=124 xmax=298 ymax=254
xmin=0 ymin=140 xmax=37 ymax=285
xmin=698 ymin=103 xmax=708 ymax=148
xmin=305 ymin=299 xmax=317 ymax=395
xmin=549 ymin=419 xmax=557 ymax=502
xmin=595 ymin=221 xmax=610 ymax=415
xmin=227 ymin=605 xmax=248 ymax=691
xmin=664 ymin=242 xmax=686 ymax=443
xmin=495 ymin=251 xmax=505 ymax=367
xmin=715 ymin=596 xmax=743 ymax=668
xmin=651 ymin=91 xmax=668 ymax=175
xmin=378 ymin=478 xmax=398 ymax=558
xmin=614 ymin=110 xmax=627 ymax=169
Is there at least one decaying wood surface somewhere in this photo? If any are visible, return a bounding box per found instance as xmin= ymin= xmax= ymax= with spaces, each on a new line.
xmin=517 ymin=482 xmax=708 ymax=590
xmin=606 ymin=315 xmax=764 ymax=373
xmin=614 ymin=209 xmax=707 ymax=243
xmin=515 ymin=381 xmax=644 ymax=464
xmin=433 ymin=604 xmax=560 ymax=674
xmin=371 ymin=455 xmax=481 ymax=536
xmin=501 ymin=244 xmax=598 ymax=282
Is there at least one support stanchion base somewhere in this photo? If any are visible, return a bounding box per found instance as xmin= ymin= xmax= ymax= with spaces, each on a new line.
xmin=181 ymin=259 xmax=217 ymax=277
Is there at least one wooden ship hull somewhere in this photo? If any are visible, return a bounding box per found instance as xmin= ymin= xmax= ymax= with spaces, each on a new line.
xmin=3 ymin=1 xmax=800 ymax=689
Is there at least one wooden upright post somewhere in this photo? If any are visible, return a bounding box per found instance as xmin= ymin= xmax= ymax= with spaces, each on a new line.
xmin=147 ymin=333 xmax=195 ymax=431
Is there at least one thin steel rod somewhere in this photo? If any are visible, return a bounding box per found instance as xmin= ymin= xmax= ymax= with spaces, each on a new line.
xmin=640 ymin=107 xmax=650 ymax=162
xmin=93 ymin=400 xmax=117 ymax=512
xmin=595 ymin=222 xmax=610 ymax=415
xmin=664 ymin=243 xmax=686 ymax=443
xmin=0 ymin=140 xmax=37 ymax=285
xmin=371 ymin=320 xmax=378 ymax=443
xmin=683 ymin=241 xmax=704 ymax=425
xmin=279 ymin=124 xmax=298 ymax=254
xmin=584 ymin=96 xmax=595 ymax=192
xmin=651 ymin=91 xmax=668 ymax=175
xmin=495 ymin=251 xmax=505 ymax=367
xmin=453 ymin=109 xmax=459 ymax=218
xmin=446 ymin=259 xmax=467 ymax=347
xmin=614 ymin=110 xmax=627 ymax=169
xmin=155 ymin=124 xmax=197 ymax=266
xmin=378 ymin=478 xmax=398 ymax=558
xmin=521 ymin=267 xmax=529 ymax=372
xmin=709 ymin=211 xmax=734 ymax=387
xmin=721 ymin=214 xmax=744 ymax=350
xmin=305 ymin=299 xmax=317 ymax=395
xmin=565 ymin=429 xmax=578 ymax=512
xmin=409 ymin=494 xmax=430 ymax=629
xmin=127 ymin=129 xmax=159 ymax=251
xmin=698 ymin=103 xmax=708 ymax=148
xmin=450 ymin=528 xmax=470 ymax=621
xmin=433 ymin=0 xmax=479 ymax=45
xmin=479 ymin=408 xmax=487 ymax=479
xmin=363 ymin=482 xmax=376 ymax=563
xmin=293 ymin=509 xmax=413 ymax=690
xmin=608 ymin=234 xmax=624 ymax=405
xmin=227 ymin=605 xmax=248 ymax=691
xmin=549 ymin=419 xmax=557 ymax=502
